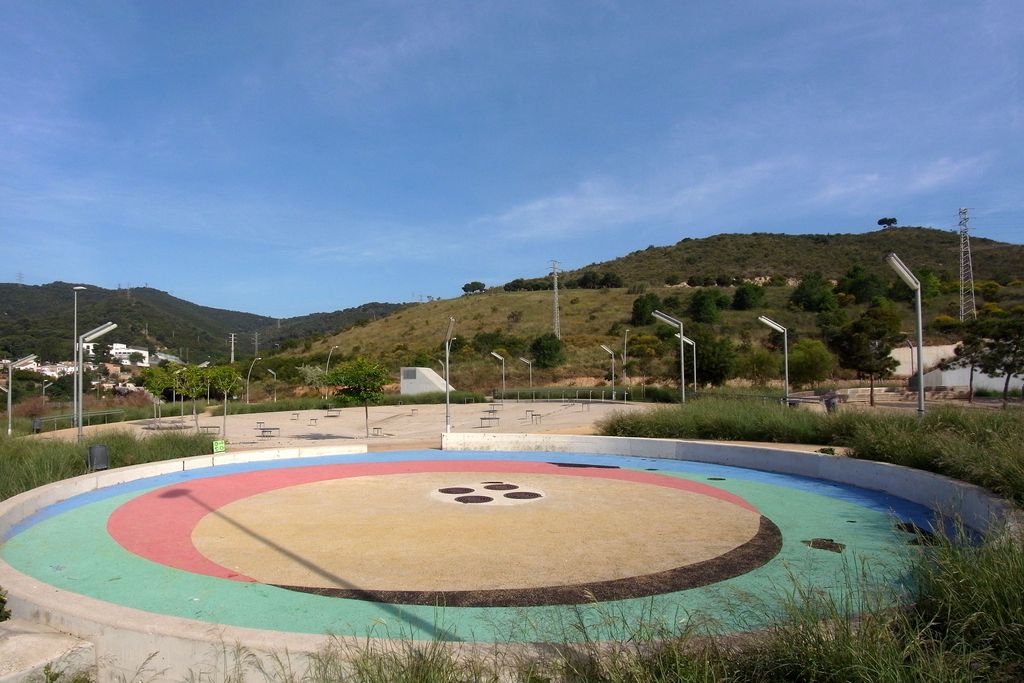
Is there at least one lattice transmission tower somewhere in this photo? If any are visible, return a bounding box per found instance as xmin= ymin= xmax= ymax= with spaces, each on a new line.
xmin=958 ymin=208 xmax=977 ymax=322
xmin=551 ymin=259 xmax=561 ymax=340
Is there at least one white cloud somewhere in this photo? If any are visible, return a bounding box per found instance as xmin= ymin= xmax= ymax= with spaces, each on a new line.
xmin=907 ymin=156 xmax=989 ymax=192
xmin=475 ymin=160 xmax=791 ymax=241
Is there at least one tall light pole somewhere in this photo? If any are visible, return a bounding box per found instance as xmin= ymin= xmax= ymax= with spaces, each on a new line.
xmin=78 ymin=322 xmax=116 ymax=442
xmin=490 ymin=351 xmax=505 ymax=399
xmin=518 ymin=357 xmax=533 ymax=388
xmin=677 ymin=334 xmax=697 ymax=390
xmin=652 ymin=310 xmax=686 ymax=403
xmin=887 ymin=253 xmax=925 ymax=416
xmin=622 ymin=328 xmax=630 ymax=388
xmin=325 ymin=345 xmax=339 ymax=372
xmin=444 ymin=317 xmax=455 ymax=433
xmin=600 ymin=344 xmax=616 ymax=400
xmin=7 ymin=354 xmax=37 ymax=436
xmin=72 ymin=286 xmax=85 ymax=428
xmin=267 ymin=368 xmax=277 ymax=402
xmin=757 ymin=315 xmax=789 ymax=403
xmin=246 ymin=356 xmax=261 ymax=404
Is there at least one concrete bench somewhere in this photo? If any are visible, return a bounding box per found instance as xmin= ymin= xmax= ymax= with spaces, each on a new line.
xmin=199 ymin=425 xmax=220 ymax=435
xmin=257 ymin=427 xmax=280 ymax=439
xmin=325 ymin=409 xmax=340 ymax=417
xmin=372 ymin=426 xmax=383 ymax=436
xmin=308 ymin=417 xmax=318 ymax=426
xmin=480 ymin=416 xmax=500 ymax=428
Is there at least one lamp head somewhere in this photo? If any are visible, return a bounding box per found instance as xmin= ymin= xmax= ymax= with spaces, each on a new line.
xmin=490 ymin=351 xmax=504 ymax=361
xmin=81 ymin=322 xmax=117 ymax=342
xmin=518 ymin=357 xmax=530 ymax=364
xmin=11 ymin=354 xmax=38 ymax=369
xmin=600 ymin=344 xmax=614 ymax=355
xmin=885 ymin=253 xmax=920 ymax=290
xmin=757 ymin=315 xmax=786 ymax=333
xmin=652 ymin=310 xmax=681 ymax=327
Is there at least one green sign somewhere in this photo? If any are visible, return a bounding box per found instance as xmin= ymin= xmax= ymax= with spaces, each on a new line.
xmin=213 ymin=440 xmax=226 ymax=453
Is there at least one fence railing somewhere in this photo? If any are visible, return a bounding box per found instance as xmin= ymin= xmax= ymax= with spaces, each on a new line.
xmin=34 ymin=409 xmax=127 ymax=432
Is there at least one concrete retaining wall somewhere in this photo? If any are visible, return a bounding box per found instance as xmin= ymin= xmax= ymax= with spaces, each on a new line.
xmin=442 ymin=433 xmax=1019 ymax=535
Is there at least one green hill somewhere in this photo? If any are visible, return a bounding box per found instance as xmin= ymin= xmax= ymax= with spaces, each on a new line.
xmin=0 ymin=282 xmax=405 ymax=363
xmin=564 ymin=227 xmax=1023 ymax=286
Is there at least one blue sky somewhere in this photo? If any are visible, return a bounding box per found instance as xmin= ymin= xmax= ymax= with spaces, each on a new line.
xmin=2 ymin=1 xmax=1021 ymax=318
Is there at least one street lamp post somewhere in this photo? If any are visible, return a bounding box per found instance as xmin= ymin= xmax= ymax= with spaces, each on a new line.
xmin=444 ymin=317 xmax=455 ymax=433
xmin=757 ymin=315 xmax=789 ymax=403
xmin=78 ymin=322 xmax=116 ymax=442
xmin=72 ymin=286 xmax=85 ymax=428
xmin=622 ymin=328 xmax=630 ymax=393
xmin=7 ymin=354 xmax=37 ymax=436
xmin=246 ymin=357 xmax=262 ymax=404
xmin=652 ymin=310 xmax=686 ymax=403
xmin=518 ymin=357 xmax=533 ymax=389
xmin=600 ymin=344 xmax=616 ymax=400
xmin=325 ymin=345 xmax=339 ymax=372
xmin=490 ymin=351 xmax=505 ymax=400
xmin=323 ymin=345 xmax=340 ymax=400
xmin=678 ymin=334 xmax=697 ymax=390
xmin=886 ymin=253 xmax=925 ymax=417
xmin=42 ymin=381 xmax=53 ymax=396
xmin=267 ymin=368 xmax=277 ymax=402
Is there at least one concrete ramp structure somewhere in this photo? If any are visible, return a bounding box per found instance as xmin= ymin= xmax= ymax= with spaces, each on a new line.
xmin=400 ymin=367 xmax=453 ymax=395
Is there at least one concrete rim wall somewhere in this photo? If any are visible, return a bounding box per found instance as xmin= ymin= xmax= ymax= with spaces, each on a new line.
xmin=441 ymin=433 xmax=1020 ymax=535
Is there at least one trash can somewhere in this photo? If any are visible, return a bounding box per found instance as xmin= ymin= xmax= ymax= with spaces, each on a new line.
xmin=32 ymin=417 xmax=41 ymax=434
xmin=824 ymin=397 xmax=838 ymax=414
xmin=86 ymin=444 xmax=109 ymax=471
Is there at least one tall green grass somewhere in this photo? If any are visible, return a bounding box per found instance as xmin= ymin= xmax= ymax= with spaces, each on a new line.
xmin=600 ymin=400 xmax=1024 ymax=505
xmin=0 ymin=431 xmax=213 ymax=502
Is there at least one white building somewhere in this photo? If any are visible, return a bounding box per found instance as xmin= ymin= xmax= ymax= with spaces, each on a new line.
xmin=80 ymin=342 xmax=150 ymax=367
xmin=400 ymin=367 xmax=454 ymax=395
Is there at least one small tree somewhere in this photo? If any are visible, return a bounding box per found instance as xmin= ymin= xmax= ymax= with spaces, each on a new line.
xmin=530 ymin=333 xmax=567 ymax=369
xmin=140 ymin=366 xmax=173 ymax=419
xmin=207 ymin=366 xmax=242 ymax=438
xmin=877 ymin=217 xmax=898 ymax=228
xmin=736 ymin=348 xmax=781 ymax=386
xmin=327 ymin=358 xmax=390 ymax=437
xmin=731 ymin=282 xmax=765 ymax=311
xmin=789 ymin=339 xmax=834 ymax=388
xmin=959 ymin=309 xmax=1024 ymax=403
xmin=790 ymin=273 xmax=838 ymax=312
xmin=178 ymin=365 xmax=208 ymax=430
xmin=630 ymin=293 xmax=662 ymax=326
xmin=297 ymin=364 xmax=327 ymax=398
xmin=461 ymin=281 xmax=486 ymax=294
xmin=830 ymin=299 xmax=904 ymax=405
xmin=688 ymin=289 xmax=730 ymax=323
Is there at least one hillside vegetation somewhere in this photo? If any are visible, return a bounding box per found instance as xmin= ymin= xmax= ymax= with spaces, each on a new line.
xmin=0 ymin=282 xmax=404 ymax=363
xmin=565 ymin=227 xmax=1024 ymax=286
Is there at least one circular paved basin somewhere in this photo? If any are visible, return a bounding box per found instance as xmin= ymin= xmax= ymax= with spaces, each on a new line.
xmin=0 ymin=450 xmax=935 ymax=642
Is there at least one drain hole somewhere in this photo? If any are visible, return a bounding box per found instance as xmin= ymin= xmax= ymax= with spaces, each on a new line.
xmin=439 ymin=487 xmax=475 ymax=495
xmin=484 ymin=484 xmax=519 ymax=491
xmin=504 ymin=491 xmax=542 ymax=500
xmin=455 ymin=495 xmax=493 ymax=504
